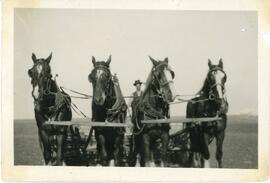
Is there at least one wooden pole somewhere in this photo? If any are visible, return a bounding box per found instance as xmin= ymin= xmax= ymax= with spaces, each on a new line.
xmin=141 ymin=116 xmax=222 ymax=124
xmin=44 ymin=120 xmax=131 ymax=127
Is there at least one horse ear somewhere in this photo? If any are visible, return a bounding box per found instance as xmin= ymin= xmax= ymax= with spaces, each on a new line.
xmin=106 ymin=55 xmax=111 ymax=66
xmin=208 ymin=59 xmax=212 ymax=68
xmin=164 ymin=57 xmax=168 ymax=63
xmin=149 ymin=56 xmax=158 ymax=66
xmin=32 ymin=53 xmax=37 ymax=63
xmin=92 ymin=56 xmax=96 ymax=66
xmin=218 ymin=58 xmax=223 ymax=69
xmin=46 ymin=52 xmax=52 ymax=63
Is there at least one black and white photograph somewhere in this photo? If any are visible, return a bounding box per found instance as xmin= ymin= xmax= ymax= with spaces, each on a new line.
xmin=2 ymin=0 xmax=270 ymax=181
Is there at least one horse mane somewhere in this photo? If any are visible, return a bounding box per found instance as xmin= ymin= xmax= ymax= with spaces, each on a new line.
xmin=140 ymin=70 xmax=154 ymax=100
xmin=197 ymin=77 xmax=210 ymax=96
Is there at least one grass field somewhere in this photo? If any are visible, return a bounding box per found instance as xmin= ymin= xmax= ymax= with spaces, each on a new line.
xmin=14 ymin=115 xmax=258 ymax=168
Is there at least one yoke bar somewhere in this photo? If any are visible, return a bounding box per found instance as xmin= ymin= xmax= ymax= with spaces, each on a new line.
xmin=142 ymin=116 xmax=222 ymax=124
xmin=44 ymin=120 xmax=131 ymax=127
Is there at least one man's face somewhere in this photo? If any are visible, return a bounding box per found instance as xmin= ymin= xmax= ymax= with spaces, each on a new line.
xmin=135 ymin=84 xmax=141 ymax=91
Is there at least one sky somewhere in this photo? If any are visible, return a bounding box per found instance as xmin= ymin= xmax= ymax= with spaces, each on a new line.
xmin=14 ymin=9 xmax=257 ymax=119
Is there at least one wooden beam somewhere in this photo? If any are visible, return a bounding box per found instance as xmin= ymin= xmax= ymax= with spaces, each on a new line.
xmin=142 ymin=117 xmax=222 ymax=124
xmin=44 ymin=120 xmax=131 ymax=127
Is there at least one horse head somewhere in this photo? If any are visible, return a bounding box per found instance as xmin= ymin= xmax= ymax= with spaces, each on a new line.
xmin=28 ymin=53 xmax=53 ymax=110
xmin=149 ymin=56 xmax=176 ymax=103
xmin=88 ymin=55 xmax=112 ymax=106
xmin=206 ymin=58 xmax=228 ymax=113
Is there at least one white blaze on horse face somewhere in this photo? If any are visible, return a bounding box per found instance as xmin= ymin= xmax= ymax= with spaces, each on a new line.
xmin=33 ymin=85 xmax=39 ymax=100
xmin=94 ymin=69 xmax=106 ymax=104
xmin=32 ymin=64 xmax=43 ymax=100
xmin=37 ymin=64 xmax=43 ymax=75
xmin=214 ymin=70 xmax=225 ymax=99
xmin=164 ymin=68 xmax=176 ymax=101
xmin=96 ymin=69 xmax=104 ymax=79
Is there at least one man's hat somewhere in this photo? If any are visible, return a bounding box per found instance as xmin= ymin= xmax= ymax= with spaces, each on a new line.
xmin=133 ymin=80 xmax=142 ymax=86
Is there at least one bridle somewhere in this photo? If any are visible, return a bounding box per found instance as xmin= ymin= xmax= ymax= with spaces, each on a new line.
xmin=89 ymin=64 xmax=112 ymax=97
xmin=151 ymin=63 xmax=175 ymax=96
xmin=29 ymin=62 xmax=53 ymax=104
xmin=207 ymin=67 xmax=227 ymax=101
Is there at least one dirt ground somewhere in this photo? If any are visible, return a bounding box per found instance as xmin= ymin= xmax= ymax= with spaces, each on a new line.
xmin=14 ymin=115 xmax=258 ymax=168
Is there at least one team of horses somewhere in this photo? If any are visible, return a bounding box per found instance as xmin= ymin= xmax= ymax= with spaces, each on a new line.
xmin=28 ymin=53 xmax=228 ymax=167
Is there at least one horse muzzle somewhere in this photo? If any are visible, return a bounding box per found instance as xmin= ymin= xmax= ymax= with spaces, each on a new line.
xmin=93 ymin=93 xmax=106 ymax=106
xmin=34 ymin=101 xmax=41 ymax=112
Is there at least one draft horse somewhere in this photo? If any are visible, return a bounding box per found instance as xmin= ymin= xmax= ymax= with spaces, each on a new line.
xmin=88 ymin=55 xmax=127 ymax=166
xmin=130 ymin=57 xmax=176 ymax=167
xmin=28 ymin=53 xmax=72 ymax=165
xmin=186 ymin=59 xmax=228 ymax=168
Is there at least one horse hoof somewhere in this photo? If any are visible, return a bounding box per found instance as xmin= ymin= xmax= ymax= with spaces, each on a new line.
xmin=216 ymin=162 xmax=222 ymax=168
xmin=135 ymin=160 xmax=140 ymax=167
xmin=203 ymin=159 xmax=210 ymax=168
xmin=150 ymin=162 xmax=155 ymax=167
xmin=109 ymin=160 xmax=115 ymax=167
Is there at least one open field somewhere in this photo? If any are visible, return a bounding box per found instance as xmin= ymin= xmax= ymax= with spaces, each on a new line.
xmin=14 ymin=115 xmax=258 ymax=168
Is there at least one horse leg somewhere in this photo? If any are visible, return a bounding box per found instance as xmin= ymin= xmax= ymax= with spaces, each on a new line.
xmin=160 ymin=132 xmax=169 ymax=167
xmin=97 ymin=134 xmax=108 ymax=166
xmin=39 ymin=129 xmax=51 ymax=165
xmin=112 ymin=138 xmax=119 ymax=166
xmin=114 ymin=134 xmax=124 ymax=166
xmin=150 ymin=150 xmax=155 ymax=167
xmin=38 ymin=132 xmax=45 ymax=165
xmin=215 ymin=131 xmax=225 ymax=168
xmin=192 ymin=152 xmax=202 ymax=168
xmin=142 ymin=133 xmax=151 ymax=167
xmin=202 ymin=132 xmax=210 ymax=168
xmin=55 ymin=134 xmax=64 ymax=166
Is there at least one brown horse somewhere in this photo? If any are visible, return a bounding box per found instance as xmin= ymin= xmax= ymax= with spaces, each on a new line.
xmin=28 ymin=53 xmax=72 ymax=165
xmin=130 ymin=57 xmax=176 ymax=167
xmin=186 ymin=59 xmax=228 ymax=168
xmin=88 ymin=56 xmax=127 ymax=166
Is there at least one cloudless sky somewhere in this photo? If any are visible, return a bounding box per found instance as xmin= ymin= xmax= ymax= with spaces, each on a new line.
xmin=14 ymin=9 xmax=257 ymax=119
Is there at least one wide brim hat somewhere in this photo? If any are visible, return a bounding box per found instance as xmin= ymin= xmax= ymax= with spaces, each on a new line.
xmin=133 ymin=80 xmax=142 ymax=86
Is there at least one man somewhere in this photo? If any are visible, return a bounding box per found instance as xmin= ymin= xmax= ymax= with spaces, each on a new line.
xmin=128 ymin=80 xmax=143 ymax=166
xmin=129 ymin=80 xmax=143 ymax=117
xmin=131 ymin=80 xmax=143 ymax=101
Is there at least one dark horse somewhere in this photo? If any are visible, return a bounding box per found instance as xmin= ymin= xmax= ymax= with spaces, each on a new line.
xmin=28 ymin=53 xmax=72 ymax=165
xmin=88 ymin=56 xmax=127 ymax=166
xmin=186 ymin=59 xmax=228 ymax=168
xmin=130 ymin=57 xmax=176 ymax=167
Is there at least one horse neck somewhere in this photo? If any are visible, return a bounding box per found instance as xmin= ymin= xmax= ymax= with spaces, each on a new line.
xmin=143 ymin=77 xmax=165 ymax=113
xmin=37 ymin=78 xmax=57 ymax=109
xmin=48 ymin=79 xmax=58 ymax=93
xmin=200 ymin=78 xmax=211 ymax=98
xmin=106 ymin=79 xmax=116 ymax=108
